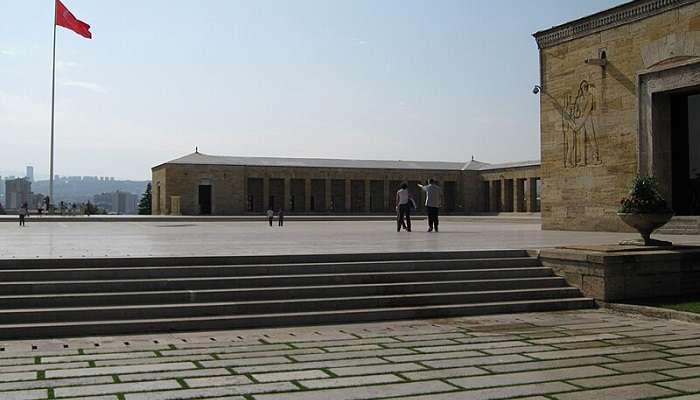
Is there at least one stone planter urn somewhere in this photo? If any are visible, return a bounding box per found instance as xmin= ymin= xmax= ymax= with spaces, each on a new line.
xmin=617 ymin=212 xmax=674 ymax=246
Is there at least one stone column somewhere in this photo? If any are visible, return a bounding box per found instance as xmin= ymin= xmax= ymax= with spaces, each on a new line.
xmin=304 ymin=179 xmax=311 ymax=211
xmin=364 ymin=180 xmax=371 ymax=212
xmin=345 ymin=179 xmax=352 ymax=211
xmin=417 ymin=183 xmax=425 ymax=210
xmin=515 ymin=179 xmax=524 ymax=212
xmin=500 ymin=178 xmax=508 ymax=212
xmin=242 ymin=173 xmax=248 ymax=213
xmin=283 ymin=177 xmax=291 ymax=211
xmin=383 ymin=180 xmax=390 ymax=211
xmin=527 ymin=177 xmax=538 ymax=212
xmin=263 ymin=177 xmax=270 ymax=209
xmin=325 ymin=179 xmax=332 ymax=211
xmin=153 ymin=184 xmax=161 ymax=215
xmin=489 ymin=181 xmax=499 ymax=212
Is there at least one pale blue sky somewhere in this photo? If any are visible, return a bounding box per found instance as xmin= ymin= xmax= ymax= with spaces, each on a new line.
xmin=1 ymin=0 xmax=624 ymax=180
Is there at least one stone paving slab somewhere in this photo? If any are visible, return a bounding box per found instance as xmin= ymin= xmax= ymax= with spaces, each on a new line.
xmin=183 ymin=374 xmax=253 ymax=387
xmin=447 ymin=365 xmax=617 ymax=389
xmin=330 ymin=362 xmax=427 ymax=376
xmin=0 ymin=376 xmax=113 ymax=391
xmin=482 ymin=356 xmax=616 ymax=373
xmin=252 ymin=369 xmax=330 ymax=382
xmin=298 ymin=373 xmax=404 ymax=389
xmin=0 ymin=389 xmax=46 ymax=400
xmin=567 ymin=371 xmax=673 ymax=388
xmin=395 ymin=381 xmax=578 ymax=400
xmin=4 ymin=310 xmax=700 ymax=399
xmin=125 ymin=382 xmax=298 ymax=400
xmin=117 ymin=367 xmax=231 ymax=382
xmin=255 ymin=380 xmax=455 ymax=400
xmin=54 ymin=379 xmax=180 ymax=397
xmin=551 ymin=383 xmax=679 ymax=400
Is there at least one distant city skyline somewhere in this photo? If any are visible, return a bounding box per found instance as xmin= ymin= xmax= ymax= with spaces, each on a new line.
xmin=2 ymin=0 xmax=625 ymax=180
xmin=0 ymin=168 xmax=130 ymax=182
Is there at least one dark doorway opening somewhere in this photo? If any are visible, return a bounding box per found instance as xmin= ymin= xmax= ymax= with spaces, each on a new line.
xmin=443 ymin=181 xmax=456 ymax=212
xmin=671 ymin=90 xmax=700 ymax=215
xmin=481 ymin=181 xmax=490 ymax=212
xmin=247 ymin=178 xmax=263 ymax=212
xmin=198 ymin=185 xmax=212 ymax=215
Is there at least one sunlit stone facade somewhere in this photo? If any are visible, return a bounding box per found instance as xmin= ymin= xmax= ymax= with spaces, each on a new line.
xmin=152 ymin=153 xmax=540 ymax=216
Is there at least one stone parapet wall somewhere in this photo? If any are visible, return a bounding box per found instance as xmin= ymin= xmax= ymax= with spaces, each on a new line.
xmin=539 ymin=245 xmax=700 ymax=301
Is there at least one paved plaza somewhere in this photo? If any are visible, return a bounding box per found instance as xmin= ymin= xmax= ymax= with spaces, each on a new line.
xmin=2 ymin=219 xmax=700 ymax=399
xmin=1 ymin=218 xmax=699 ymax=259
xmin=0 ymin=310 xmax=700 ymax=399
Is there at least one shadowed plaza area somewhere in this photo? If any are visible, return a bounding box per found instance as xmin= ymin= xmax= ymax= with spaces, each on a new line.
xmin=2 ymin=218 xmax=700 ymax=259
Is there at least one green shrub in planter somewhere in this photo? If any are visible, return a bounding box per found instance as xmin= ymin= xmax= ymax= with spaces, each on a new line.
xmin=618 ymin=176 xmax=674 ymax=246
xmin=619 ymin=176 xmax=672 ymax=214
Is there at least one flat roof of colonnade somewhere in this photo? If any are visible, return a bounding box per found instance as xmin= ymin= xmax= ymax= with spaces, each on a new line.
xmin=153 ymin=152 xmax=540 ymax=172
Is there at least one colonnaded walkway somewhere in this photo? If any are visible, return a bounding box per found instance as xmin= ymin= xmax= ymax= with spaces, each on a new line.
xmin=1 ymin=218 xmax=699 ymax=259
xmin=2 ymin=310 xmax=700 ymax=399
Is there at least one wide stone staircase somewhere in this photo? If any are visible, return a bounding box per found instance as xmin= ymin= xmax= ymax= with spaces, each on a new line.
xmin=0 ymin=250 xmax=594 ymax=339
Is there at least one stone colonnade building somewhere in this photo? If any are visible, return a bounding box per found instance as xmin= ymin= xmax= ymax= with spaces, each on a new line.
xmin=534 ymin=0 xmax=700 ymax=231
xmin=151 ymin=152 xmax=540 ymax=216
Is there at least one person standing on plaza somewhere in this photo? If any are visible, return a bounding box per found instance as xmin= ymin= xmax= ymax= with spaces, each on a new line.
xmin=278 ymin=208 xmax=285 ymax=227
xmin=418 ymin=179 xmax=443 ymax=232
xmin=266 ymin=208 xmax=274 ymax=227
xmin=18 ymin=202 xmax=28 ymax=227
xmin=395 ymin=183 xmax=411 ymax=232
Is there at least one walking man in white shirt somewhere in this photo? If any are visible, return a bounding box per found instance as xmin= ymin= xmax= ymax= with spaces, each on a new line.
xmin=418 ymin=179 xmax=442 ymax=232
xmin=266 ymin=208 xmax=274 ymax=227
xmin=395 ymin=183 xmax=412 ymax=232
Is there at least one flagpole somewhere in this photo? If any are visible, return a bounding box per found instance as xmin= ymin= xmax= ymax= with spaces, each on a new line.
xmin=49 ymin=0 xmax=57 ymax=211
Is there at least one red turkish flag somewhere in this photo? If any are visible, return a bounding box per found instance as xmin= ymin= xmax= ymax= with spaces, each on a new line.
xmin=55 ymin=0 xmax=92 ymax=39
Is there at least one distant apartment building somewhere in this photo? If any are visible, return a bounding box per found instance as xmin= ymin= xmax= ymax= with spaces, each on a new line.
xmin=5 ymin=178 xmax=33 ymax=209
xmin=25 ymin=166 xmax=34 ymax=182
xmin=93 ymin=191 xmax=138 ymax=214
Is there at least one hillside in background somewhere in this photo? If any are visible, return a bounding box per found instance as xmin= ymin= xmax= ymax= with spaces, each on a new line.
xmin=32 ymin=178 xmax=150 ymax=203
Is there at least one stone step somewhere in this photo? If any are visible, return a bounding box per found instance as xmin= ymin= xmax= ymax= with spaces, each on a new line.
xmin=0 ymin=277 xmax=570 ymax=307
xmin=0 ymin=267 xmax=555 ymax=295
xmin=0 ymin=257 xmax=542 ymax=281
xmin=0 ymin=250 xmax=531 ymax=269
xmin=0 ymin=298 xmax=595 ymax=339
xmin=0 ymin=288 xmax=583 ymax=324
xmin=0 ymin=251 xmax=593 ymax=339
xmin=656 ymin=228 xmax=700 ymax=235
xmin=667 ymin=217 xmax=700 ymax=222
xmin=657 ymin=216 xmax=700 ymax=235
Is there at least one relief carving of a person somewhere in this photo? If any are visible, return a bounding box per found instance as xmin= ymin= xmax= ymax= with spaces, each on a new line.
xmin=573 ymin=81 xmax=601 ymax=165
xmin=562 ymin=95 xmax=579 ymax=168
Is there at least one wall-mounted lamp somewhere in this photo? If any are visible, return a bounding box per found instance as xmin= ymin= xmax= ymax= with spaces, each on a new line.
xmin=585 ymin=50 xmax=607 ymax=67
xmin=585 ymin=58 xmax=607 ymax=66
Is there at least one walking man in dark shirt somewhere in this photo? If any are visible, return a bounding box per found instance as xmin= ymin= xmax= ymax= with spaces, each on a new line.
xmin=278 ymin=209 xmax=285 ymax=227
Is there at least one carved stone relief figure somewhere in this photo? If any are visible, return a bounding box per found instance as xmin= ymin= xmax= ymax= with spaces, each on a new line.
xmin=562 ymin=94 xmax=579 ymax=167
xmin=562 ymin=80 xmax=602 ymax=167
